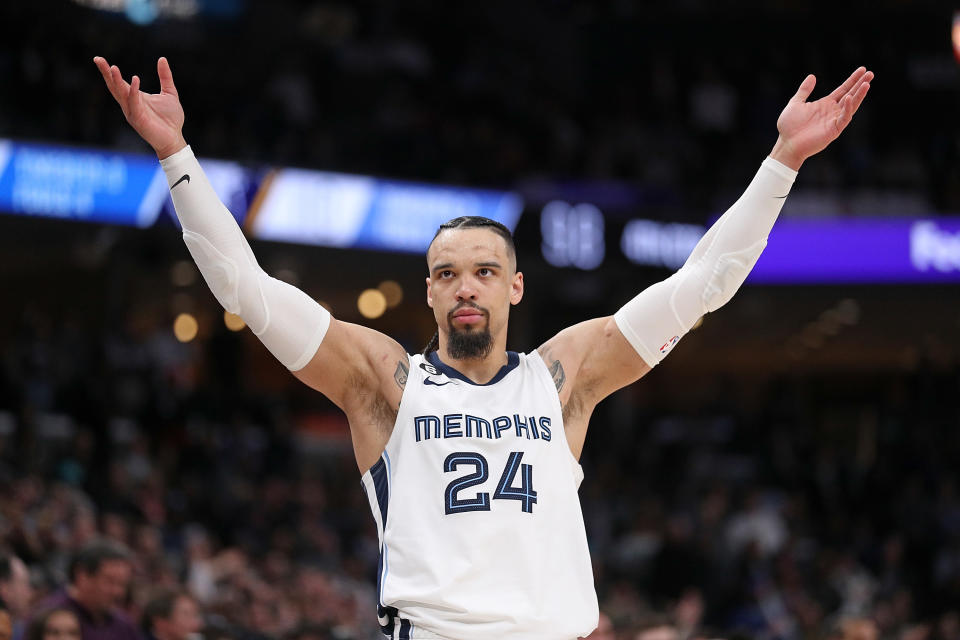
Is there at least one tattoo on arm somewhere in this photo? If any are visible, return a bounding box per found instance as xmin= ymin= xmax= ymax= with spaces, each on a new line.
xmin=549 ymin=359 xmax=566 ymax=393
xmin=394 ymin=360 xmax=409 ymax=389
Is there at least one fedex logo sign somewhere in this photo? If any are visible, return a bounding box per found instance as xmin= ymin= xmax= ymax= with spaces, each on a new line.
xmin=911 ymin=221 xmax=960 ymax=272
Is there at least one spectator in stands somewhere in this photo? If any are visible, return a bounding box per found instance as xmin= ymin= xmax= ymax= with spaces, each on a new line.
xmin=1 ymin=603 xmax=13 ymax=640
xmin=829 ymin=617 xmax=879 ymax=640
xmin=25 ymin=608 xmax=80 ymax=640
xmin=635 ymin=616 xmax=679 ymax=640
xmin=140 ymin=589 xmax=201 ymax=640
xmin=197 ymin=626 xmax=237 ymax=640
xmin=585 ymin=612 xmax=615 ymax=639
xmin=282 ymin=624 xmax=332 ymax=640
xmin=35 ymin=540 xmax=140 ymax=640
xmin=0 ymin=555 xmax=33 ymax=639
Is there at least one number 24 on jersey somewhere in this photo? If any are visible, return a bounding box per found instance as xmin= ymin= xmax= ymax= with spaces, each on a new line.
xmin=443 ymin=451 xmax=537 ymax=515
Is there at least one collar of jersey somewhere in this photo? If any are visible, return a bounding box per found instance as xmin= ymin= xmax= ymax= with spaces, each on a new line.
xmin=426 ymin=350 xmax=520 ymax=386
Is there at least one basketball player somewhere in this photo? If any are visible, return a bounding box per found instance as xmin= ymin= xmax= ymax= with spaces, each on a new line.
xmin=93 ymin=56 xmax=871 ymax=639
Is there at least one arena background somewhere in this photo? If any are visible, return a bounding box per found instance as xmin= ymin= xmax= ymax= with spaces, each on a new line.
xmin=1 ymin=1 xmax=959 ymax=639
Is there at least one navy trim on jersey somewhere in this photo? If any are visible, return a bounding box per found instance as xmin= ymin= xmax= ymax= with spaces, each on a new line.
xmin=377 ymin=603 xmax=396 ymax=637
xmin=426 ymin=350 xmax=520 ymax=386
xmin=399 ymin=618 xmax=412 ymax=640
xmin=370 ymin=456 xmax=389 ymax=525
xmin=368 ymin=454 xmax=395 ymax=637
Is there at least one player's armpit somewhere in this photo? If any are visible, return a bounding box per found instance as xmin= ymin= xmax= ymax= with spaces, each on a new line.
xmin=538 ymin=317 xmax=651 ymax=458
xmin=293 ymin=319 xmax=407 ymax=409
xmin=537 ymin=316 xmax=652 ymax=411
xmin=292 ymin=319 xmax=408 ymax=469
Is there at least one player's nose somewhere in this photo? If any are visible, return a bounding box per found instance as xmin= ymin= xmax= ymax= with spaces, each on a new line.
xmin=455 ymin=278 xmax=478 ymax=300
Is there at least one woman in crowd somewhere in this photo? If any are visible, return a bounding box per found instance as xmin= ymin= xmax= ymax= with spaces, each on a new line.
xmin=25 ymin=608 xmax=81 ymax=640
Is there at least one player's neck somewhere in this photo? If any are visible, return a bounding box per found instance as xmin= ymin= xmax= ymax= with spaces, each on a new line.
xmin=433 ymin=342 xmax=510 ymax=385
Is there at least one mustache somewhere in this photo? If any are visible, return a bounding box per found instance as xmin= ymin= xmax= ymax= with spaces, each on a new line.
xmin=447 ymin=302 xmax=489 ymax=321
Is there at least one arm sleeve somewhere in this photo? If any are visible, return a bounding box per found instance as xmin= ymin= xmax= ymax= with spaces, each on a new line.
xmin=614 ymin=156 xmax=797 ymax=367
xmin=160 ymin=146 xmax=330 ymax=371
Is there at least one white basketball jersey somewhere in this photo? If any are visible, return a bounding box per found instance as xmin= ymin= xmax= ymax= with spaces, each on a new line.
xmin=360 ymin=350 xmax=599 ymax=640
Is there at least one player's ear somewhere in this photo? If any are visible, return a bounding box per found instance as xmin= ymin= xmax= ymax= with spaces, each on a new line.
xmin=426 ymin=276 xmax=433 ymax=308
xmin=510 ymin=271 xmax=524 ymax=306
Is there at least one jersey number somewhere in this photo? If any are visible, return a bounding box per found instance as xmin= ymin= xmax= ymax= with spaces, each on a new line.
xmin=443 ymin=451 xmax=537 ymax=515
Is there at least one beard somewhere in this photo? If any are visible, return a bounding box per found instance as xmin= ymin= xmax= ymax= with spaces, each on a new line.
xmin=446 ymin=305 xmax=493 ymax=360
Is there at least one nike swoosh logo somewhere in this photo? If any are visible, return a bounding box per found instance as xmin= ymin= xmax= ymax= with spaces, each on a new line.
xmin=774 ymin=194 xmax=788 ymax=199
xmin=171 ymin=174 xmax=191 ymax=189
xmin=423 ymin=378 xmax=452 ymax=387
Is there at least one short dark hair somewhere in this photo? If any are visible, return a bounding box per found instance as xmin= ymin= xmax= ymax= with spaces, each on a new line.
xmin=142 ymin=587 xmax=192 ymax=634
xmin=68 ymin=540 xmax=132 ymax=583
xmin=0 ymin=555 xmax=12 ymax=583
xmin=427 ymin=216 xmax=517 ymax=271
xmin=0 ymin=554 xmax=14 ymax=610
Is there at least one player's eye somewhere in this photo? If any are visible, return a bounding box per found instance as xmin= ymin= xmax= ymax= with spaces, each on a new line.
xmin=440 ymin=270 xmax=454 ymax=278
xmin=478 ymin=268 xmax=492 ymax=277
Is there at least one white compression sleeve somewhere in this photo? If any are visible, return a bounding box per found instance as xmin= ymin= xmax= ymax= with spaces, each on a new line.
xmin=614 ymin=156 xmax=797 ymax=367
xmin=160 ymin=146 xmax=330 ymax=371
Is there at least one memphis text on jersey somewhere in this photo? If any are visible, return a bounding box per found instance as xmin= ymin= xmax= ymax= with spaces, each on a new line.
xmin=413 ymin=413 xmax=552 ymax=443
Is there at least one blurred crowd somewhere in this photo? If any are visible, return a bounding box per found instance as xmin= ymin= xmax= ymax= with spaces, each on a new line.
xmin=1 ymin=292 xmax=959 ymax=640
xmin=581 ymin=369 xmax=960 ymax=640
xmin=1 ymin=0 xmax=958 ymax=217
xmin=0 ymin=303 xmax=380 ymax=640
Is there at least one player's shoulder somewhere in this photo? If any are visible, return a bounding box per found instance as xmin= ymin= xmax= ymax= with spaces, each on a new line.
xmin=536 ymin=317 xmax=611 ymax=363
xmin=518 ymin=349 xmax=546 ymax=369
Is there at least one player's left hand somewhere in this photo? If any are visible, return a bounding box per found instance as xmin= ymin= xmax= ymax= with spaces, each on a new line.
xmin=770 ymin=66 xmax=873 ymax=170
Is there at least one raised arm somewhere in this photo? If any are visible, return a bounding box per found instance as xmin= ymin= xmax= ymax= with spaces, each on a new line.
xmin=94 ymin=57 xmax=407 ymax=471
xmin=539 ymin=67 xmax=873 ymax=457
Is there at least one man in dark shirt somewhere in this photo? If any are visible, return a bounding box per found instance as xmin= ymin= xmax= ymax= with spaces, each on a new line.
xmin=35 ymin=540 xmax=141 ymax=640
xmin=141 ymin=588 xmax=201 ymax=640
xmin=0 ymin=554 xmax=33 ymax=640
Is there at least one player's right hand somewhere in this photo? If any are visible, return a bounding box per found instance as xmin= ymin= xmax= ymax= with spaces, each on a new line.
xmin=94 ymin=56 xmax=187 ymax=160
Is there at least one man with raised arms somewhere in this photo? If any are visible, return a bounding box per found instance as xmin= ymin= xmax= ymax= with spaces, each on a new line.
xmin=94 ymin=55 xmax=871 ymax=639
